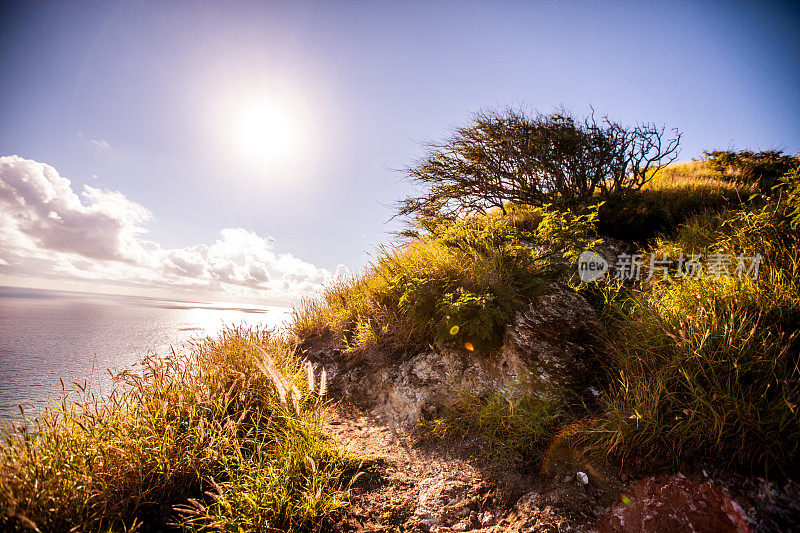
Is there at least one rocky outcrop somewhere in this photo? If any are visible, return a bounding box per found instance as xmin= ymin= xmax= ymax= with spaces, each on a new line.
xmin=307 ymin=282 xmax=602 ymax=428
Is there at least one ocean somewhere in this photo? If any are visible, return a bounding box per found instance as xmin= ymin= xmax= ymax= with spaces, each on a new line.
xmin=0 ymin=286 xmax=291 ymax=421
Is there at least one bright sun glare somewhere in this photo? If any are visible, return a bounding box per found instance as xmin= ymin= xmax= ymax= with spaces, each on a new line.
xmin=236 ymin=99 xmax=297 ymax=164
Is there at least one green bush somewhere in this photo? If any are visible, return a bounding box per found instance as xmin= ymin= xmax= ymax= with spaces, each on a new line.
xmin=698 ymin=149 xmax=799 ymax=190
xmin=777 ymin=164 xmax=800 ymax=228
xmin=294 ymin=204 xmax=600 ymax=357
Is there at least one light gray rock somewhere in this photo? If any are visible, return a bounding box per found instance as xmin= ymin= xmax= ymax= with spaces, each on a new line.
xmin=312 ymin=282 xmax=601 ymax=428
xmin=414 ymin=473 xmax=473 ymax=531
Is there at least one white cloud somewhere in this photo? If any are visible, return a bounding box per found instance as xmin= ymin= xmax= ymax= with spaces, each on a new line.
xmin=0 ymin=155 xmax=334 ymax=302
xmin=90 ymin=139 xmax=111 ymax=149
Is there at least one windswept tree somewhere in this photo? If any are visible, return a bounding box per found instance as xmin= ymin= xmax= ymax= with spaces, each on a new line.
xmin=398 ymin=108 xmax=681 ymax=229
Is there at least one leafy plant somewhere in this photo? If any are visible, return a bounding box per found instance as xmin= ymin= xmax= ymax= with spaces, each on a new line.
xmin=776 ymin=164 xmax=800 ymax=228
xmin=296 ymin=202 xmax=602 ymax=356
xmin=535 ymin=202 xmax=602 ymax=260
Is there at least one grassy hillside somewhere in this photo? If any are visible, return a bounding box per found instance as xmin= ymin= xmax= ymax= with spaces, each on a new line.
xmin=2 ymin=154 xmax=799 ymax=530
xmin=581 ymin=196 xmax=800 ymax=475
xmin=293 ymin=203 xmax=596 ymax=358
xmin=597 ymin=160 xmax=757 ymax=242
xmin=297 ymin=155 xmax=800 ymax=475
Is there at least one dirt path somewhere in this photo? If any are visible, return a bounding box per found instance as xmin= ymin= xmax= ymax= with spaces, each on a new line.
xmin=323 ymin=404 xmax=800 ymax=532
xmin=324 ymin=404 xmax=581 ymax=532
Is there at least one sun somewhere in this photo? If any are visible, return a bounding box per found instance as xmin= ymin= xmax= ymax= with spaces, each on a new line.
xmin=235 ymin=99 xmax=297 ymax=164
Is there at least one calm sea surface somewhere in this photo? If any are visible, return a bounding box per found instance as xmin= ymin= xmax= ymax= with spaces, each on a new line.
xmin=0 ymin=286 xmax=291 ymax=420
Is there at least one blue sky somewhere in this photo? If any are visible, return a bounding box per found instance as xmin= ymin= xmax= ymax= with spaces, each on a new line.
xmin=1 ymin=0 xmax=798 ymax=304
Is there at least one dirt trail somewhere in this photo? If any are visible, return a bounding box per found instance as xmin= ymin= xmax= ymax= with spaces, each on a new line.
xmin=324 ymin=404 xmax=582 ymax=532
xmin=323 ymin=404 xmax=800 ymax=532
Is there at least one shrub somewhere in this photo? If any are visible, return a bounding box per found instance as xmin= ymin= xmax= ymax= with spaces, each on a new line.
xmin=294 ymin=217 xmax=542 ymax=356
xmin=294 ymin=203 xmax=601 ymax=358
xmin=697 ymin=149 xmax=799 ymax=190
xmin=777 ymin=164 xmax=800 ymax=228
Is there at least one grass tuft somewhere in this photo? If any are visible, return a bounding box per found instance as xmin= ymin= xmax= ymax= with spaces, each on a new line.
xmin=416 ymin=379 xmax=566 ymax=461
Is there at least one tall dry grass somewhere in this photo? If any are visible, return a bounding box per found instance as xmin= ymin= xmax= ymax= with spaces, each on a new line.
xmin=577 ymin=194 xmax=800 ymax=476
xmin=0 ymin=327 xmax=353 ymax=532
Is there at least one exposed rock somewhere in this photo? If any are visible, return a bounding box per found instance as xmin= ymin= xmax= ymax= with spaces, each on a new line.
xmin=500 ymin=491 xmax=573 ymax=532
xmin=497 ymin=282 xmax=600 ymax=400
xmin=597 ymin=475 xmax=751 ymax=533
xmin=308 ymin=282 xmax=601 ymax=428
xmin=412 ymin=471 xmax=496 ymax=532
xmin=591 ymin=236 xmax=637 ymax=278
xmin=711 ymin=474 xmax=800 ymax=532
xmin=479 ymin=511 xmax=495 ymax=527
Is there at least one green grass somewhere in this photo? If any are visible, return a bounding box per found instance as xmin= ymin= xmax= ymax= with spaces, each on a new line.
xmin=575 ymin=194 xmax=800 ymax=476
xmin=415 ymin=379 xmax=566 ymax=461
xmin=0 ymin=327 xmax=354 ymax=532
xmin=295 ymin=215 xmax=539 ymax=358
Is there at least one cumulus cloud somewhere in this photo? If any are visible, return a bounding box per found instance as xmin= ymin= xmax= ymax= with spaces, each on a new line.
xmin=0 ymin=155 xmax=339 ymax=301
xmin=0 ymin=156 xmax=150 ymax=262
